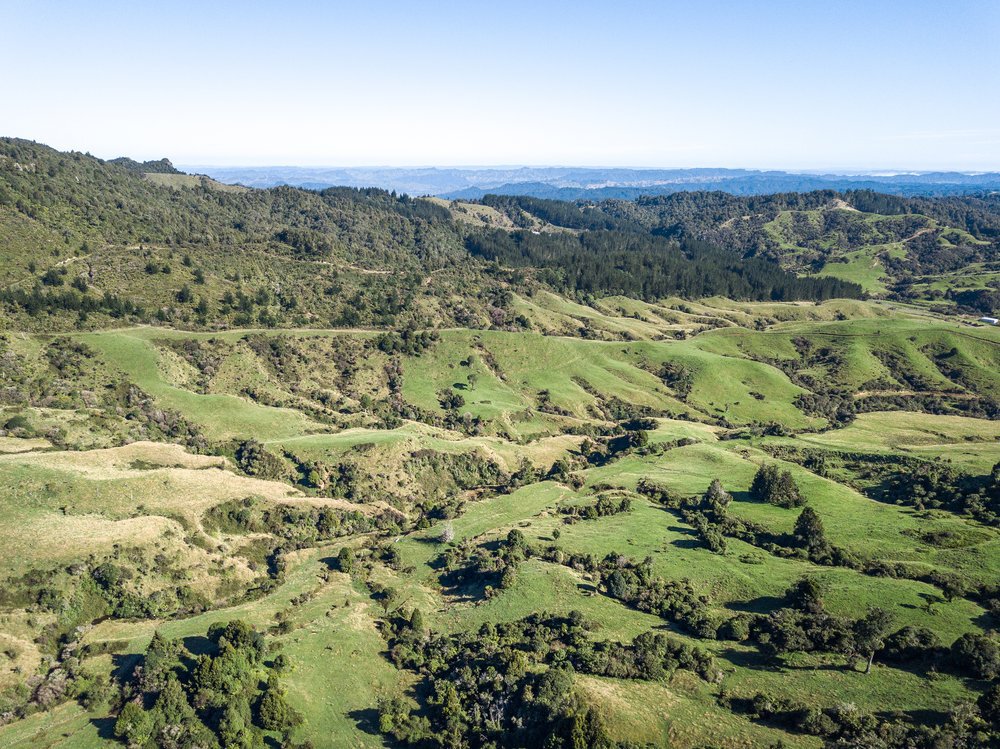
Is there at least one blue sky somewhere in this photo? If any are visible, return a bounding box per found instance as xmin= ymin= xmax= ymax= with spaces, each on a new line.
xmin=3 ymin=0 xmax=999 ymax=169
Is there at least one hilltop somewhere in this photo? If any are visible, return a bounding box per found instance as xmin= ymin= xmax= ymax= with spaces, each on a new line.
xmin=107 ymin=157 xmax=181 ymax=175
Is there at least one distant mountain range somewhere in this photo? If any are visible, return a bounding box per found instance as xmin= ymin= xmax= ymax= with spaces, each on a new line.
xmin=182 ymin=165 xmax=1000 ymax=199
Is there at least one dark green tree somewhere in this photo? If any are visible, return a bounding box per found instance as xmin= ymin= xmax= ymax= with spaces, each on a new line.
xmin=793 ymin=506 xmax=828 ymax=554
xmin=851 ymin=607 xmax=894 ymax=674
xmin=750 ymin=464 xmax=804 ymax=508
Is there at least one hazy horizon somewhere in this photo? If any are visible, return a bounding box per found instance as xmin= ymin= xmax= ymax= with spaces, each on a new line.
xmin=174 ymin=164 xmax=1000 ymax=175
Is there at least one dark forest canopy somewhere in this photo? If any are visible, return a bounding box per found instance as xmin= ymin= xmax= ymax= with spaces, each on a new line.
xmin=481 ymin=194 xmax=637 ymax=232
xmin=466 ymin=229 xmax=863 ymax=301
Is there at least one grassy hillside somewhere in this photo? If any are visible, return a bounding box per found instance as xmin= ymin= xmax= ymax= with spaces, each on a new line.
xmin=0 ymin=297 xmax=997 ymax=748
xmin=1 ymin=139 xmax=1000 ymax=749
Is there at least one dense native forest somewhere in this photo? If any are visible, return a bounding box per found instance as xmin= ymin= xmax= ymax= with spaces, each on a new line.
xmin=0 ymin=138 xmax=998 ymax=749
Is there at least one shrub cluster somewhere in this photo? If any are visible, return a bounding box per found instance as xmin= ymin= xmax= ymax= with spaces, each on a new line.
xmin=114 ymin=621 xmax=302 ymax=749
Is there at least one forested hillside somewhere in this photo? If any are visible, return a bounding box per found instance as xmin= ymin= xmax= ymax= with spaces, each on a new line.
xmin=8 ymin=139 xmax=997 ymax=331
xmin=0 ymin=139 xmax=864 ymax=334
xmin=457 ymin=191 xmax=1000 ymax=315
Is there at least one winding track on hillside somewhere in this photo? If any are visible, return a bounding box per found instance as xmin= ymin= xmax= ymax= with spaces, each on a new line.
xmin=712 ymin=325 xmax=1000 ymax=348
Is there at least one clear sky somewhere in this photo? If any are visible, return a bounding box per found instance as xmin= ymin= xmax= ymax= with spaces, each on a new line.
xmin=3 ymin=0 xmax=999 ymax=169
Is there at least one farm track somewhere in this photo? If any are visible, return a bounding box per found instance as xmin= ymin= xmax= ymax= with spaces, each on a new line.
xmin=853 ymin=389 xmax=979 ymax=399
xmin=714 ymin=327 xmax=1000 ymax=348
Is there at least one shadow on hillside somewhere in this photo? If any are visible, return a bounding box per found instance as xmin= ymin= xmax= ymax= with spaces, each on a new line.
xmin=717 ymin=646 xmax=782 ymax=672
xmin=670 ymin=538 xmax=702 ymax=549
xmin=90 ymin=716 xmax=117 ymax=740
xmin=412 ymin=535 xmax=447 ymax=547
xmin=110 ymin=653 xmax=141 ymax=683
xmin=427 ymin=550 xmax=452 ymax=571
xmin=181 ymin=634 xmax=216 ymax=657
xmin=781 ymin=660 xmax=845 ymax=673
xmin=436 ymin=541 xmax=506 ymax=600
xmin=437 ymin=567 xmax=496 ymax=602
xmin=891 ymin=708 xmax=950 ymax=728
xmin=666 ymin=524 xmax=698 ymax=537
xmin=407 ymin=534 xmax=450 ymax=552
xmin=319 ymin=556 xmax=339 ymax=570
xmin=722 ymin=645 xmax=868 ymax=675
xmin=974 ymin=610 xmax=999 ymax=630
xmin=348 ymin=707 xmax=383 ymax=737
xmin=726 ymin=595 xmax=785 ymax=614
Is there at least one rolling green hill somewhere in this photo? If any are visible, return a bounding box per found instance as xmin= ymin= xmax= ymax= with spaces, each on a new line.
xmin=0 ymin=139 xmax=999 ymax=749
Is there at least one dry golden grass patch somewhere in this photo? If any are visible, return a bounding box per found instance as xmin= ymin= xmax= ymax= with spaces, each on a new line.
xmin=0 ymin=442 xmax=307 ymax=573
xmin=12 ymin=512 xmax=174 ymax=567
xmin=0 ymin=630 xmax=44 ymax=692
xmin=0 ymin=436 xmax=51 ymax=453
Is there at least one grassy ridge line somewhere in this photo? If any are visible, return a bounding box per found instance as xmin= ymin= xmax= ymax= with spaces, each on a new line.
xmin=755 ymin=328 xmax=1000 ymax=346
xmin=67 ymin=312 xmax=1000 ymax=448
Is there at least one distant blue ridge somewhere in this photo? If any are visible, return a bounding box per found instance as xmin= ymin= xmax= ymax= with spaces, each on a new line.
xmin=182 ymin=166 xmax=1000 ymax=199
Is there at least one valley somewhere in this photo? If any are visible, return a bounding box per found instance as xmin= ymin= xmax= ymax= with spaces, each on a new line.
xmin=0 ymin=139 xmax=998 ymax=749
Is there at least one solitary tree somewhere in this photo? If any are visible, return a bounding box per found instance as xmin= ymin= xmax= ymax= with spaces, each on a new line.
xmin=750 ymin=464 xmax=804 ymax=508
xmin=439 ymin=522 xmax=455 ymax=544
xmin=381 ymin=587 xmax=401 ymax=615
xmin=793 ymin=506 xmax=828 ymax=554
xmin=336 ymin=546 xmax=355 ymax=573
xmin=786 ymin=577 xmax=825 ymax=614
xmin=506 ymin=529 xmax=526 ymax=550
xmin=851 ymin=606 xmax=894 ymax=674
xmin=409 ymin=607 xmax=426 ymax=635
xmin=437 ymin=388 xmax=465 ymax=410
xmin=702 ymin=478 xmax=732 ymax=519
